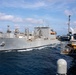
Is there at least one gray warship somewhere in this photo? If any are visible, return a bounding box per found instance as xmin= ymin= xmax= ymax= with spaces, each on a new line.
xmin=0 ymin=25 xmax=59 ymax=51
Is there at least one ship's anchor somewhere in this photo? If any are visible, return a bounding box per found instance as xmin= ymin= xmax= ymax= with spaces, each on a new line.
xmin=0 ymin=41 xmax=5 ymax=47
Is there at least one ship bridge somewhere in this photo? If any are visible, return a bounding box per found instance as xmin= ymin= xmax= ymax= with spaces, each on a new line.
xmin=34 ymin=27 xmax=50 ymax=39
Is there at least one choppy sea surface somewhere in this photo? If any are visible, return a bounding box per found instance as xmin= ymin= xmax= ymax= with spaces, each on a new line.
xmin=0 ymin=45 xmax=76 ymax=75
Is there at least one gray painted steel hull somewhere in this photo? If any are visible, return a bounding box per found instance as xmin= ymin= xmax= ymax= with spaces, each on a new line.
xmin=0 ymin=38 xmax=60 ymax=51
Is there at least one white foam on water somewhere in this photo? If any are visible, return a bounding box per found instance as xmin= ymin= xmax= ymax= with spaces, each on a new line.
xmin=18 ymin=46 xmax=46 ymax=52
xmin=5 ymin=50 xmax=12 ymax=52
xmin=18 ymin=48 xmax=33 ymax=52
xmin=36 ymin=46 xmax=46 ymax=50
xmin=4 ymin=47 xmax=45 ymax=53
xmin=4 ymin=44 xmax=58 ymax=53
xmin=50 ymin=44 xmax=58 ymax=48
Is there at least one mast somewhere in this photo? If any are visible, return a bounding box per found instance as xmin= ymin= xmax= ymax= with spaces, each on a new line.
xmin=7 ymin=25 xmax=11 ymax=33
xmin=68 ymin=15 xmax=71 ymax=33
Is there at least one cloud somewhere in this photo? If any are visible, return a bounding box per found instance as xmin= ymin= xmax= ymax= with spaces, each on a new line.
xmin=25 ymin=2 xmax=46 ymax=8
xmin=24 ymin=18 xmax=43 ymax=24
xmin=0 ymin=0 xmax=76 ymax=12
xmin=0 ymin=13 xmax=14 ymax=21
xmin=64 ymin=10 xmax=73 ymax=16
xmin=0 ymin=0 xmax=68 ymax=10
xmin=73 ymin=21 xmax=76 ymax=25
xmin=0 ymin=12 xmax=43 ymax=24
xmin=0 ymin=12 xmax=23 ymax=22
xmin=43 ymin=0 xmax=76 ymax=12
xmin=12 ymin=17 xmax=23 ymax=23
xmin=0 ymin=0 xmax=46 ymax=9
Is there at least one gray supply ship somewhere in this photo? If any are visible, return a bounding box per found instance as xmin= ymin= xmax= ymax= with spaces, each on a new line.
xmin=0 ymin=25 xmax=59 ymax=51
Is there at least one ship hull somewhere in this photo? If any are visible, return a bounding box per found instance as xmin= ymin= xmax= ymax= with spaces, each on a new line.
xmin=0 ymin=38 xmax=59 ymax=51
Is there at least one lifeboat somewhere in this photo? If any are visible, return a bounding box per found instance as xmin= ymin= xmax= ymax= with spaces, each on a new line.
xmin=50 ymin=32 xmax=56 ymax=35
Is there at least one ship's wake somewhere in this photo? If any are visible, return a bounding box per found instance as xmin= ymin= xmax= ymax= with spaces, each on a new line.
xmin=3 ymin=43 xmax=59 ymax=53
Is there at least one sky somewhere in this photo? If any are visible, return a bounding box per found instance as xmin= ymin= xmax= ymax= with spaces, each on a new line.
xmin=0 ymin=0 xmax=76 ymax=35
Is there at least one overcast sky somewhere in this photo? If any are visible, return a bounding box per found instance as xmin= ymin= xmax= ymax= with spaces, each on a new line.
xmin=0 ymin=0 xmax=76 ymax=35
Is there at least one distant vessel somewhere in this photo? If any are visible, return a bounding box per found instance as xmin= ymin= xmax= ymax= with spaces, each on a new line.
xmin=0 ymin=25 xmax=59 ymax=51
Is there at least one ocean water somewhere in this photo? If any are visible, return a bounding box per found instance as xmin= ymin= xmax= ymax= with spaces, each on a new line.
xmin=0 ymin=45 xmax=75 ymax=75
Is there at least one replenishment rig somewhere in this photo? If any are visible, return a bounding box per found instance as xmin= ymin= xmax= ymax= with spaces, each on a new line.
xmin=58 ymin=15 xmax=76 ymax=55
